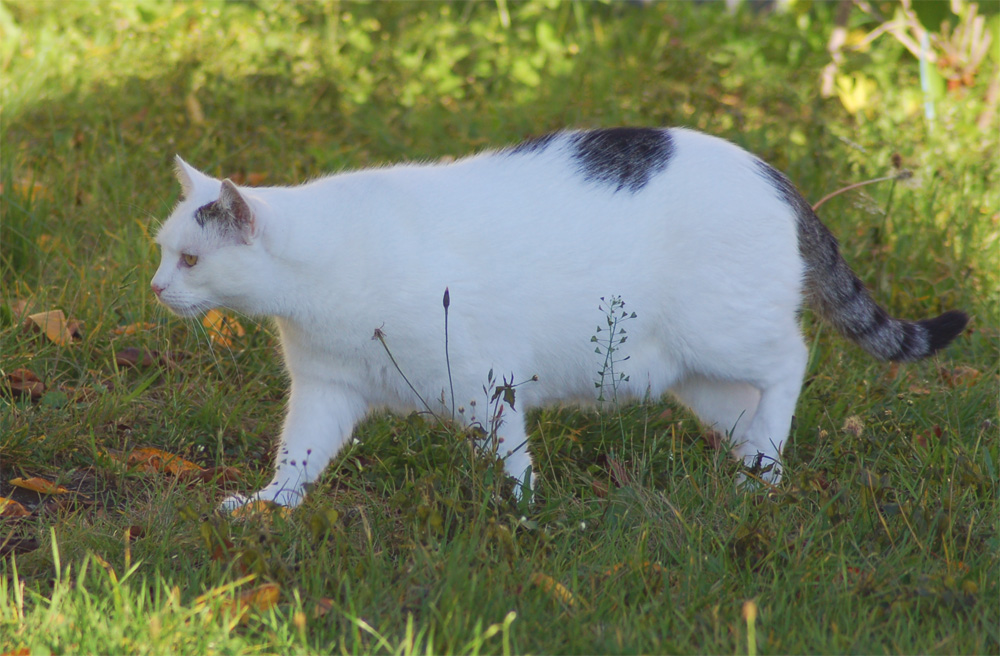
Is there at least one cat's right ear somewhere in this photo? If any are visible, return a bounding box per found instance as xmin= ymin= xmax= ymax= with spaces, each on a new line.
xmin=174 ymin=155 xmax=212 ymax=199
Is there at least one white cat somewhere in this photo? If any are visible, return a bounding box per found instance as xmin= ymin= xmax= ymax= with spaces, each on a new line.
xmin=151 ymin=127 xmax=967 ymax=509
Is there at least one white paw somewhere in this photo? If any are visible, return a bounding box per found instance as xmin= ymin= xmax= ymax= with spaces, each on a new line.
xmin=217 ymin=481 xmax=307 ymax=512
xmin=511 ymin=469 xmax=537 ymax=504
xmin=219 ymin=493 xmax=250 ymax=511
xmin=737 ymin=453 xmax=783 ymax=486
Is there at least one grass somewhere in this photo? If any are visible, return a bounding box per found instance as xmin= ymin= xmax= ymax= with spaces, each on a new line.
xmin=1 ymin=1 xmax=998 ymax=654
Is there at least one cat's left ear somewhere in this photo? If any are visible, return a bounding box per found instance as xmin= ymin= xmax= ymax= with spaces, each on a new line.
xmin=174 ymin=155 xmax=214 ymax=199
xmin=218 ymin=179 xmax=257 ymax=244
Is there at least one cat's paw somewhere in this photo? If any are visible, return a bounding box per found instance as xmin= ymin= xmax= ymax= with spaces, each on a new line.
xmin=219 ymin=493 xmax=250 ymax=512
xmin=736 ymin=453 xmax=783 ymax=488
xmin=511 ymin=469 xmax=537 ymax=504
xmin=217 ymin=481 xmax=307 ymax=512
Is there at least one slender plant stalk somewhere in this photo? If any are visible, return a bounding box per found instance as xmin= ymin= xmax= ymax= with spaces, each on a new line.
xmin=372 ymin=327 xmax=441 ymax=423
xmin=811 ymin=170 xmax=911 ymax=212
xmin=443 ymin=287 xmax=456 ymax=420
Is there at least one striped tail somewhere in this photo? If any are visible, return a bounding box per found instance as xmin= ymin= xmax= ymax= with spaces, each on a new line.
xmin=755 ymin=160 xmax=968 ymax=362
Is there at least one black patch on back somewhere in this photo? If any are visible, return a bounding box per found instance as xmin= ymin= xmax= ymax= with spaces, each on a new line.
xmin=570 ymin=128 xmax=674 ymax=193
xmin=507 ymin=133 xmax=560 ymax=156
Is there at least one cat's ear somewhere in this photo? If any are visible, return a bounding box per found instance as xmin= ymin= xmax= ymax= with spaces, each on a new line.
xmin=217 ymin=179 xmax=257 ymax=244
xmin=174 ymin=155 xmax=213 ymax=199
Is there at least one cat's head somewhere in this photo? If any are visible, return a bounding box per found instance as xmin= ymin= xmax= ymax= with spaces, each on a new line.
xmin=151 ymin=157 xmax=277 ymax=317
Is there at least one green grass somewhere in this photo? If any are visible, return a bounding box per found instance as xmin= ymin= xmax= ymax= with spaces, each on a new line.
xmin=2 ymin=1 xmax=998 ymax=654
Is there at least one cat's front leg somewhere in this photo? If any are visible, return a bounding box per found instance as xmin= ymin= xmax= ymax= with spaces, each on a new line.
xmin=496 ymin=417 xmax=536 ymax=501
xmin=220 ymin=382 xmax=365 ymax=510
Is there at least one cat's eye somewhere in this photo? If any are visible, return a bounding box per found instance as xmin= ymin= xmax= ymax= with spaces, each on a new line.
xmin=181 ymin=253 xmax=198 ymax=267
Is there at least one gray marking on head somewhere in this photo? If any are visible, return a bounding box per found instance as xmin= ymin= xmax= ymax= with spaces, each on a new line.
xmin=194 ymin=201 xmax=227 ymax=228
xmin=570 ymin=127 xmax=674 ymax=193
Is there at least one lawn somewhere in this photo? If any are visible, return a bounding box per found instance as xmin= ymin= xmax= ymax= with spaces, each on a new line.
xmin=1 ymin=1 xmax=998 ymax=654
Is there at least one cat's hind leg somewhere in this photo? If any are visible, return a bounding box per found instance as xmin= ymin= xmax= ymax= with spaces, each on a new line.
xmin=220 ymin=382 xmax=365 ymax=510
xmin=670 ymin=375 xmax=762 ymax=452
xmin=728 ymin=338 xmax=808 ymax=483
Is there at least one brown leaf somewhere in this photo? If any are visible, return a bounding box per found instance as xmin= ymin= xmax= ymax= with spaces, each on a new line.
xmin=185 ymin=465 xmax=244 ymax=485
xmin=126 ymin=525 xmax=145 ymax=542
xmin=0 ymin=497 xmax=30 ymax=517
xmin=215 ymin=583 xmax=280 ymax=622
xmin=9 ymin=299 xmax=36 ymax=320
xmin=939 ymin=365 xmax=981 ymax=387
xmin=128 ymin=447 xmax=203 ymax=477
xmin=312 ymin=597 xmax=336 ymax=619
xmin=113 ymin=322 xmax=158 ymax=335
xmin=202 ymin=310 xmax=245 ymax=348
xmin=601 ymin=561 xmax=668 ymax=578
xmin=5 ymin=369 xmax=45 ymax=401
xmin=209 ymin=538 xmax=237 ymax=563
xmin=10 ymin=476 xmax=70 ymax=494
xmin=24 ymin=309 xmax=75 ymax=345
xmin=115 ymin=347 xmax=158 ymax=368
xmin=230 ymin=500 xmax=292 ymax=519
xmin=530 ymin=572 xmax=578 ymax=607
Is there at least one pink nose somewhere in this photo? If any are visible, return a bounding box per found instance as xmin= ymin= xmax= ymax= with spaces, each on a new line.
xmin=151 ymin=282 xmax=164 ymax=296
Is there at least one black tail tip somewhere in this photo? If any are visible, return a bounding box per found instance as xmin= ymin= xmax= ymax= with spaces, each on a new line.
xmin=919 ymin=310 xmax=969 ymax=355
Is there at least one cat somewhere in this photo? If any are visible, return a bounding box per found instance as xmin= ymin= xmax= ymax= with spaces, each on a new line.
xmin=151 ymin=127 xmax=968 ymax=509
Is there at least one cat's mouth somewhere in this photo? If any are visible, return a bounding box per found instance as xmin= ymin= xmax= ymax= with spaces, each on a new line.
xmin=156 ymin=296 xmax=212 ymax=318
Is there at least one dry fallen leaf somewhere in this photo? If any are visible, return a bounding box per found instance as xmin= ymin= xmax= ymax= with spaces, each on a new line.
xmin=199 ymin=583 xmax=280 ymax=624
xmin=202 ymin=309 xmax=246 ymax=348
xmin=230 ymin=500 xmax=292 ymax=520
xmin=601 ymin=561 xmax=668 ymax=578
xmin=0 ymin=646 xmax=32 ymax=656
xmin=128 ymin=447 xmax=203 ymax=477
xmin=25 ymin=309 xmax=76 ymax=345
xmin=939 ymin=365 xmax=981 ymax=387
xmin=312 ymin=597 xmax=336 ymax=619
xmin=186 ymin=465 xmax=243 ymax=485
xmin=9 ymin=299 xmax=36 ymax=319
xmin=530 ymin=572 xmax=578 ymax=607
xmin=113 ymin=322 xmax=158 ymax=335
xmin=0 ymin=497 xmax=30 ymax=517
xmin=10 ymin=476 xmax=70 ymax=495
xmin=5 ymin=369 xmax=45 ymax=401
xmin=115 ymin=346 xmax=157 ymax=368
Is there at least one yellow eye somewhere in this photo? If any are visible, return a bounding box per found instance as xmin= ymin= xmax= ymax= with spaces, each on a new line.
xmin=182 ymin=253 xmax=198 ymax=267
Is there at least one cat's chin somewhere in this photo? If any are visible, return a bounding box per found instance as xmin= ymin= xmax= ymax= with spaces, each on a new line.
xmin=158 ymin=300 xmax=212 ymax=318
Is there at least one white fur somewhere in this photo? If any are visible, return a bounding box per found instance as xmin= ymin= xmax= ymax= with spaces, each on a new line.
xmin=152 ymin=128 xmax=806 ymax=508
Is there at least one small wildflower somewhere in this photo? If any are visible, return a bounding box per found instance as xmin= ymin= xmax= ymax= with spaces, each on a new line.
xmin=842 ymin=415 xmax=864 ymax=437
